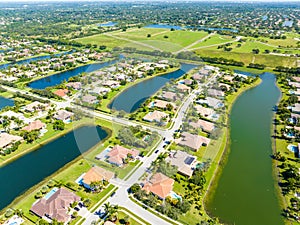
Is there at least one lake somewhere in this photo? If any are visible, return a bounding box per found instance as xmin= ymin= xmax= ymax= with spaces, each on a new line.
xmin=0 ymin=51 xmax=72 ymax=70
xmin=28 ymin=58 xmax=120 ymax=89
xmin=99 ymin=21 xmax=117 ymax=27
xmin=0 ymin=125 xmax=108 ymax=210
xmin=109 ymin=63 xmax=197 ymax=113
xmin=144 ymin=24 xmax=183 ymax=30
xmin=0 ymin=96 xmax=14 ymax=110
xmin=207 ymin=72 xmax=284 ymax=225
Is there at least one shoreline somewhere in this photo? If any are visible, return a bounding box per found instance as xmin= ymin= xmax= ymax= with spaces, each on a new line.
xmin=0 ymin=119 xmax=97 ymax=168
xmin=0 ymin=121 xmax=112 ymax=214
xmin=202 ymin=77 xmax=262 ymax=221
xmin=272 ymin=76 xmax=291 ymax=225
xmin=25 ymin=56 xmax=118 ymax=84
xmin=104 ymin=65 xmax=180 ymax=112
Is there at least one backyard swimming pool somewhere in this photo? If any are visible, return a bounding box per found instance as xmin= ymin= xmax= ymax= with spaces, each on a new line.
xmin=287 ymin=144 xmax=298 ymax=153
xmin=44 ymin=187 xmax=59 ymax=200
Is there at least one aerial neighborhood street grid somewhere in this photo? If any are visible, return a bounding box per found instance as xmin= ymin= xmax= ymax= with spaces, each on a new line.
xmin=0 ymin=1 xmax=299 ymax=225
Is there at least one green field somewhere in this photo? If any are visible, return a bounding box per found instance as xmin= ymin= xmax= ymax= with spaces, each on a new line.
xmin=75 ymin=34 xmax=129 ymax=48
xmin=189 ymin=34 xmax=234 ymax=49
xmin=76 ymin=27 xmax=299 ymax=68
xmin=76 ymin=28 xmax=210 ymax=52
xmin=195 ymin=48 xmax=298 ymax=68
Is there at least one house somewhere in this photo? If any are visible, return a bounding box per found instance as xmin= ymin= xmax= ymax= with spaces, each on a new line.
xmin=148 ymin=99 xmax=175 ymax=110
xmin=175 ymin=132 xmax=210 ymax=151
xmin=104 ymin=222 xmax=115 ymax=225
xmin=79 ymin=166 xmax=114 ymax=190
xmin=183 ymin=79 xmax=193 ymax=85
xmin=190 ymin=119 xmax=215 ymax=133
xmin=22 ymin=120 xmax=46 ymax=132
xmin=143 ymin=111 xmax=168 ymax=123
xmin=0 ymin=110 xmax=31 ymax=124
xmin=206 ymin=97 xmax=224 ymax=109
xmin=66 ymin=82 xmax=82 ymax=90
xmin=292 ymin=77 xmax=300 ymax=83
xmin=223 ymin=75 xmax=234 ymax=82
xmin=161 ymin=91 xmax=178 ymax=101
xmin=194 ymin=105 xmax=215 ymax=118
xmin=176 ymin=84 xmax=191 ymax=93
xmin=0 ymin=133 xmax=23 ymax=149
xmin=102 ymin=80 xmax=120 ymax=89
xmin=24 ymin=101 xmax=49 ymax=113
xmin=207 ymin=89 xmax=225 ymax=98
xmin=53 ymin=110 xmax=74 ymax=123
xmin=192 ymin=73 xmax=204 ymax=81
xmin=142 ymin=173 xmax=174 ymax=199
xmin=106 ymin=145 xmax=139 ymax=167
xmin=166 ymin=151 xmax=197 ymax=177
xmin=54 ymin=89 xmax=69 ymax=98
xmin=292 ymin=103 xmax=300 ymax=114
xmin=82 ymin=95 xmax=98 ymax=104
xmin=30 ymin=188 xmax=80 ymax=223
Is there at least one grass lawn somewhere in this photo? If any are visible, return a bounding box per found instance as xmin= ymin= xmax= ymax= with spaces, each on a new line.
xmin=75 ymin=34 xmax=129 ymax=49
xmin=194 ymin=48 xmax=298 ymax=68
xmin=13 ymin=158 xmax=116 ymax=222
xmin=116 ymin=211 xmax=142 ymax=225
xmin=111 ymin=27 xmax=170 ymax=38
xmin=190 ymin=34 xmax=234 ymax=49
xmin=231 ymin=39 xmax=300 ymax=55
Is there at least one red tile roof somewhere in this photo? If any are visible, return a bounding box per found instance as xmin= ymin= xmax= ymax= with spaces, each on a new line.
xmin=143 ymin=173 xmax=174 ymax=199
xmin=30 ymin=188 xmax=80 ymax=223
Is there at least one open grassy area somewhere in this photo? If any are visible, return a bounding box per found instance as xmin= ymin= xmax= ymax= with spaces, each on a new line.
xmin=75 ymin=34 xmax=129 ymax=49
xmin=194 ymin=48 xmax=298 ymax=68
xmin=190 ymin=34 xmax=234 ymax=49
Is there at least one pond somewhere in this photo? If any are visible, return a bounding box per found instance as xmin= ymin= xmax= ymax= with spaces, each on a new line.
xmin=0 ymin=96 xmax=14 ymax=110
xmin=144 ymin=24 xmax=183 ymax=30
xmin=99 ymin=21 xmax=118 ymax=27
xmin=0 ymin=51 xmax=73 ymax=70
xmin=0 ymin=125 xmax=108 ymax=210
xmin=207 ymin=72 xmax=284 ymax=225
xmin=109 ymin=63 xmax=197 ymax=113
xmin=28 ymin=58 xmax=120 ymax=89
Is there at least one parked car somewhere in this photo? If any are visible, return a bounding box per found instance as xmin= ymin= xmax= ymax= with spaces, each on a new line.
xmin=154 ymin=149 xmax=159 ymax=154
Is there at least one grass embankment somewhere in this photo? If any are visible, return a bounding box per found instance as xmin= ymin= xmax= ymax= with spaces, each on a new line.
xmin=0 ymin=118 xmax=96 ymax=167
xmin=273 ymin=79 xmax=300 ymax=225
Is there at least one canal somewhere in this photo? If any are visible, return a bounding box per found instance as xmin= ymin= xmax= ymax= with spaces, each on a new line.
xmin=0 ymin=125 xmax=108 ymax=210
xmin=28 ymin=58 xmax=120 ymax=89
xmin=109 ymin=63 xmax=197 ymax=113
xmin=207 ymin=72 xmax=284 ymax=225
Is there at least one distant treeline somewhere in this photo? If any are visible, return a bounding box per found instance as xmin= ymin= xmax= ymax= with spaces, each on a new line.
xmin=31 ymin=89 xmax=62 ymax=100
xmin=14 ymin=92 xmax=50 ymax=104
xmin=274 ymin=66 xmax=300 ymax=75
xmin=247 ymin=63 xmax=266 ymax=70
xmin=36 ymin=37 xmax=84 ymax=47
xmin=0 ymin=80 xmax=17 ymax=88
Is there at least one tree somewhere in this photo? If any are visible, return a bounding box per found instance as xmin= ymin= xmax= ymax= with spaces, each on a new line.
xmin=147 ymin=34 xmax=151 ymax=38
xmin=157 ymin=161 xmax=178 ymax=177
xmin=53 ymin=120 xmax=65 ymax=130
xmin=90 ymin=181 xmax=103 ymax=192
xmin=129 ymin=183 xmax=141 ymax=193
xmin=190 ymin=170 xmax=206 ymax=188
xmin=22 ymin=130 xmax=40 ymax=143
